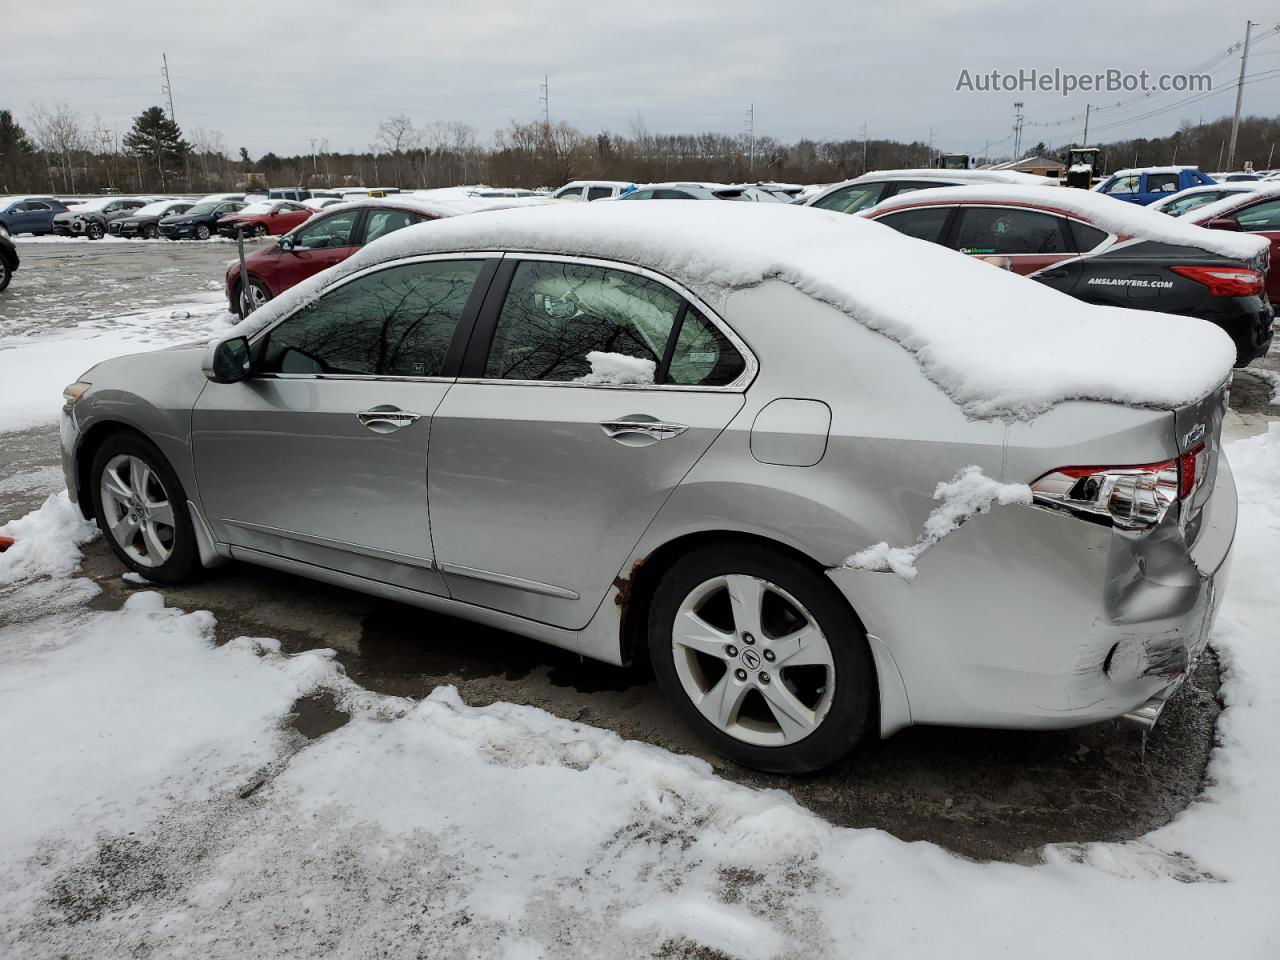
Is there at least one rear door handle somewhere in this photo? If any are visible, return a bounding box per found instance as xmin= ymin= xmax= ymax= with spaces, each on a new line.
xmin=599 ymin=416 xmax=688 ymax=444
xmin=357 ymin=405 xmax=422 ymax=434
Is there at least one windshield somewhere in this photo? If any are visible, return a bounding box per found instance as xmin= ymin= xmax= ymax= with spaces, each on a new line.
xmin=184 ymin=202 xmax=218 ymax=215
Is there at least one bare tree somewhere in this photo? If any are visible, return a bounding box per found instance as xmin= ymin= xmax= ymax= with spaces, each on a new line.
xmin=375 ymin=114 xmax=419 ymax=186
xmin=28 ymin=102 xmax=89 ymax=193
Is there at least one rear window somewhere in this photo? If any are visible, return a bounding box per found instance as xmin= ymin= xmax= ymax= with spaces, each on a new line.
xmin=811 ymin=182 xmax=886 ymax=214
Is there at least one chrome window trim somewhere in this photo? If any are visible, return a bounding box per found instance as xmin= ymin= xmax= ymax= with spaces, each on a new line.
xmin=246 ymin=250 xmax=759 ymax=392
xmin=481 ymin=251 xmax=758 ymax=393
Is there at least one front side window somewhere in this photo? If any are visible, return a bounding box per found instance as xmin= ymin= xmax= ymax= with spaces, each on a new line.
xmin=812 ymin=182 xmax=886 ymax=214
xmin=954 ymin=207 xmax=1067 ymax=254
xmin=620 ymin=189 xmax=654 ymax=200
xmin=875 ymin=207 xmax=952 ymax=243
xmin=483 ymin=261 xmax=744 ymax=387
xmin=261 ymin=260 xmax=483 ymax=377
xmin=1237 ymin=199 xmax=1280 ymax=231
xmin=1104 ymin=175 xmax=1141 ymax=195
xmin=553 ymin=186 xmax=584 ymax=200
xmin=364 ymin=209 xmax=421 ymax=244
xmin=295 ymin=211 xmax=359 ymax=249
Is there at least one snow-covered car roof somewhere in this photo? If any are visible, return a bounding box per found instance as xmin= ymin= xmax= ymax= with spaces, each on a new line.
xmin=131 ymin=199 xmax=189 ymax=217
xmin=1105 ymin=165 xmax=1203 ymax=178
xmin=316 ymin=194 xmax=551 ymax=222
xmin=232 ymin=201 xmax=1235 ymax=421
xmin=868 ymin=184 xmax=1269 ymax=260
xmin=558 ymin=180 xmax=636 ymax=188
xmin=845 ymin=168 xmax=1058 ymax=188
xmin=66 ymin=196 xmax=151 ymax=212
xmin=1185 ymin=182 xmax=1280 ymax=223
xmin=1148 ymin=182 xmax=1263 ymax=213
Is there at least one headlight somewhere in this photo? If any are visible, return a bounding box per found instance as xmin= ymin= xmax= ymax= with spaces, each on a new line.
xmin=173 ymin=219 xmax=192 ymax=226
xmin=62 ymin=381 xmax=91 ymax=414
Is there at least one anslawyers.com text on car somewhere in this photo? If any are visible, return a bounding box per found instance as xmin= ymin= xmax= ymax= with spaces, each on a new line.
xmin=955 ymin=68 xmax=1212 ymax=97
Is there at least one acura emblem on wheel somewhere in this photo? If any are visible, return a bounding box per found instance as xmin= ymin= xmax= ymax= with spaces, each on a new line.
xmin=740 ymin=648 xmax=762 ymax=671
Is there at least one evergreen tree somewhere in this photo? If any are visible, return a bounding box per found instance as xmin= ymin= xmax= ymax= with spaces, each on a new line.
xmin=123 ymin=106 xmax=189 ymax=190
xmin=0 ymin=110 xmax=35 ymax=191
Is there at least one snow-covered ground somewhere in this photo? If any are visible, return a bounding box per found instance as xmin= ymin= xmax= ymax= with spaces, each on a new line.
xmin=1 ymin=427 xmax=1278 ymax=957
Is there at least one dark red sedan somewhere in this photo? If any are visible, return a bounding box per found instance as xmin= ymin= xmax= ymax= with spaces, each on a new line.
xmin=226 ymin=195 xmax=548 ymax=315
xmin=1190 ymin=183 xmax=1280 ymax=305
xmin=216 ymin=200 xmax=314 ymax=239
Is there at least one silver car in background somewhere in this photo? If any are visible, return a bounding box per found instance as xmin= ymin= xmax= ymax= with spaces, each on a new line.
xmin=59 ymin=203 xmax=1236 ymax=773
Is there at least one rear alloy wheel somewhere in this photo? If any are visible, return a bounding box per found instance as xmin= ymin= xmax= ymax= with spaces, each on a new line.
xmin=648 ymin=543 xmax=875 ymax=773
xmin=0 ymin=257 xmax=11 ymax=292
xmin=143 ymin=223 xmax=159 ymax=239
xmin=90 ymin=433 xmax=202 ymax=584
xmin=86 ymin=221 xmax=105 ymax=240
xmin=253 ymin=223 xmax=269 ymax=238
xmin=195 ymin=223 xmax=211 ymax=241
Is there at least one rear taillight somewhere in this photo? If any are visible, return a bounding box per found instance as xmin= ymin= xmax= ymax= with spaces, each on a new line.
xmin=1170 ymin=265 xmax=1266 ymax=297
xmin=1031 ymin=443 xmax=1206 ymax=530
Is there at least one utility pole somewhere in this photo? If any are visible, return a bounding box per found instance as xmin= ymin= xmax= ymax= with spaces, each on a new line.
xmin=161 ymin=54 xmax=177 ymax=124
xmin=310 ymin=137 xmax=318 ymax=174
xmin=1226 ymin=21 xmax=1256 ymax=170
xmin=927 ymin=127 xmax=934 ymax=167
xmin=99 ymin=130 xmax=114 ymax=190
xmin=1081 ymin=103 xmax=1091 ymax=147
xmin=745 ymin=103 xmax=755 ymax=176
xmin=861 ymin=122 xmax=869 ymax=176
xmin=1012 ymin=102 xmax=1025 ymax=161
xmin=539 ymin=75 xmax=550 ymax=130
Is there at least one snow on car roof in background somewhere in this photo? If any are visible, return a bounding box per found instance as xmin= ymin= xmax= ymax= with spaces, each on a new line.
xmin=1107 ymin=165 xmax=1203 ymax=177
xmin=851 ymin=168 xmax=1060 ymax=187
xmin=319 ymin=194 xmax=551 ymax=221
xmin=1185 ymin=182 xmax=1280 ymax=223
xmin=870 ymin=184 xmax=1270 ymax=260
xmin=234 ymin=202 xmax=1235 ymax=421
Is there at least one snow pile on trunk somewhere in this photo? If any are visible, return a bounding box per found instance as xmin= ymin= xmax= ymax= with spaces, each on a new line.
xmin=228 ymin=202 xmax=1237 ymax=421
xmin=870 ymin=184 xmax=1270 ymax=261
xmin=843 ymin=466 xmax=1032 ymax=580
xmin=2 ymin=429 xmax=1280 ymax=955
xmin=576 ymin=350 xmax=656 ymax=385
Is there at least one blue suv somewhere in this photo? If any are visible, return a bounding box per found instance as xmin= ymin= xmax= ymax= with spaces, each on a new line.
xmin=1095 ymin=167 xmax=1216 ymax=205
xmin=0 ymin=196 xmax=68 ymax=235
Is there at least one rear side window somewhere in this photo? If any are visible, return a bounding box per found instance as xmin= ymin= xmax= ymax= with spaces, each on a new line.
xmin=812 ymin=182 xmax=885 ymax=214
xmin=654 ymin=189 xmax=695 ymax=199
xmin=954 ymin=208 xmax=1067 ymax=254
xmin=1237 ymin=199 xmax=1280 ymax=231
xmin=261 ymin=260 xmax=483 ymax=377
xmin=364 ymin=209 xmax=422 ymax=244
xmin=1069 ymin=221 xmax=1108 ymax=251
xmin=1146 ymin=173 xmax=1179 ymax=193
xmin=586 ymin=186 xmax=613 ymax=201
xmin=1165 ymin=193 xmax=1221 ymax=216
xmin=482 ymin=261 xmax=744 ymax=386
xmin=887 ymin=180 xmax=950 ymax=198
xmin=875 ymin=207 xmax=952 ymax=244
xmin=295 ymin=211 xmax=358 ymax=249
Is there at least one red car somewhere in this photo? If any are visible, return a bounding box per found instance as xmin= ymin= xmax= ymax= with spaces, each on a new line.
xmin=216 ymin=200 xmax=314 ymax=239
xmin=226 ymin=195 xmax=548 ymax=315
xmin=1191 ymin=183 xmax=1280 ymax=305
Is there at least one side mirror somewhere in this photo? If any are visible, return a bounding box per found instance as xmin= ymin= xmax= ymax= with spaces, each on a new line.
xmin=278 ymin=235 xmax=295 ymax=251
xmin=203 ymin=336 xmax=253 ymax=383
xmin=1206 ymin=217 xmax=1241 ymax=232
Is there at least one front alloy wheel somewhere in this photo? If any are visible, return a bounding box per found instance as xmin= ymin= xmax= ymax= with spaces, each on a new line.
xmin=253 ymin=223 xmax=269 ymax=238
xmin=86 ymin=222 xmax=104 ymax=240
xmin=90 ymin=433 xmax=202 ymax=583
xmin=649 ymin=543 xmax=875 ymax=773
xmin=195 ymin=223 xmax=211 ymax=240
xmin=99 ymin=454 xmax=177 ymax=567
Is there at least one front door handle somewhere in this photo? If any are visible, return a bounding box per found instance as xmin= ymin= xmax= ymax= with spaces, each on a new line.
xmin=357 ymin=405 xmax=422 ymax=434
xmin=599 ymin=415 xmax=688 ymax=445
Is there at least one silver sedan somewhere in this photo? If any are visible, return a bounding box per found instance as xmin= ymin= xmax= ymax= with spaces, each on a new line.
xmin=60 ymin=203 xmax=1235 ymax=773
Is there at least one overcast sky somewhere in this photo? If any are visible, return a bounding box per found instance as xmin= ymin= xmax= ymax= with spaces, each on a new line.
xmin=5 ymin=1 xmax=1278 ymax=160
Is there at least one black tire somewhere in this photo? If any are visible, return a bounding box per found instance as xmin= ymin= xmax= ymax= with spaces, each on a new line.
xmin=195 ymin=223 xmax=211 ymax=241
xmin=143 ymin=223 xmax=159 ymax=240
xmin=86 ymin=221 xmax=105 ymax=240
xmin=647 ymin=542 xmax=875 ymax=773
xmin=253 ymin=223 xmax=269 ymax=238
xmin=232 ymin=278 xmax=272 ymax=318
xmin=0 ymin=257 xmax=11 ymax=292
xmin=89 ymin=431 xmax=203 ymax=585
